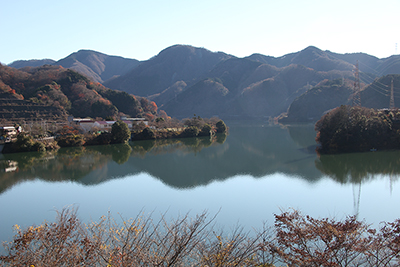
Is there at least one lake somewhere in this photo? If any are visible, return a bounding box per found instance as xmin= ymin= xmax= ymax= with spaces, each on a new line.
xmin=1 ymin=121 xmax=400 ymax=254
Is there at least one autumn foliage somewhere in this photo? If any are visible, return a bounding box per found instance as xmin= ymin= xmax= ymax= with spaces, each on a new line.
xmin=0 ymin=64 xmax=164 ymax=121
xmin=2 ymin=209 xmax=400 ymax=266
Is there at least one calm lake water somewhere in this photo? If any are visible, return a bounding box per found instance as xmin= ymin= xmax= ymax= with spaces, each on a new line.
xmin=1 ymin=121 xmax=400 ymax=253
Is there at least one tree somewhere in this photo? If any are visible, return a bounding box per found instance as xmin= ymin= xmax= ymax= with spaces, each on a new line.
xmin=155 ymin=117 xmax=165 ymax=123
xmin=315 ymin=106 xmax=400 ymax=154
xmin=140 ymin=127 xmax=156 ymax=140
xmin=180 ymin=126 xmax=199 ymax=138
xmin=111 ymin=120 xmax=130 ymax=144
xmin=56 ymin=134 xmax=85 ymax=147
xmin=216 ymin=120 xmax=227 ymax=133
xmin=272 ymin=209 xmax=371 ymax=266
xmin=199 ymin=124 xmax=212 ymax=136
xmin=132 ymin=121 xmax=147 ymax=132
xmin=3 ymin=133 xmax=46 ymax=153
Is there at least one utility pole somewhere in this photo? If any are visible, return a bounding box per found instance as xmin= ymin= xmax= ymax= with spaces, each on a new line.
xmin=390 ymin=77 xmax=395 ymax=109
xmin=352 ymin=61 xmax=361 ymax=107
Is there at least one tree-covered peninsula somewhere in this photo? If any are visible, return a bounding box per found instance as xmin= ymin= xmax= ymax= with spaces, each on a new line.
xmin=315 ymin=105 xmax=400 ymax=154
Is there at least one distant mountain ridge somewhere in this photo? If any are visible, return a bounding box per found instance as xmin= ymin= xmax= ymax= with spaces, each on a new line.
xmin=9 ymin=59 xmax=56 ymax=69
xmin=9 ymin=50 xmax=140 ymax=84
xmin=56 ymin=50 xmax=140 ymax=83
xmin=246 ymin=46 xmax=400 ymax=75
xmin=6 ymin=45 xmax=400 ymax=120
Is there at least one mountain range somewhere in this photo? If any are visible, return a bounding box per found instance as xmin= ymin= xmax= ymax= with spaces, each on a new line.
xmin=7 ymin=45 xmax=400 ymax=120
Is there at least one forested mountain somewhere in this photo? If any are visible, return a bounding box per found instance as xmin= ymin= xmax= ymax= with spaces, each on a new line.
xmin=247 ymin=46 xmax=400 ymax=75
xmin=102 ymin=45 xmax=400 ymax=118
xmin=163 ymin=61 xmax=352 ymax=118
xmin=103 ymin=45 xmax=232 ymax=97
xmin=55 ymin=50 xmax=140 ymax=83
xmin=246 ymin=46 xmax=354 ymax=72
xmin=8 ymin=59 xmax=56 ymax=69
xmin=6 ymin=45 xmax=400 ymax=120
xmin=9 ymin=50 xmax=140 ymax=84
xmin=0 ymin=64 xmax=159 ymax=121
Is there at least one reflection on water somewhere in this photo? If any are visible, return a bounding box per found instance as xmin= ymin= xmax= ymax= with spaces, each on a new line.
xmin=315 ymin=150 xmax=400 ymax=217
xmin=1 ymin=123 xmax=400 ymax=193
xmin=0 ymin=134 xmax=228 ymax=193
xmin=1 ymin=122 xmax=400 ymax=254
xmin=316 ymin=151 xmax=400 ymax=184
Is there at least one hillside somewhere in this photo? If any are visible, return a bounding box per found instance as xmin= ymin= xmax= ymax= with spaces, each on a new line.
xmin=279 ymin=74 xmax=400 ymax=123
xmin=280 ymin=79 xmax=354 ymax=123
xmin=162 ymin=78 xmax=231 ymax=118
xmin=0 ymin=98 xmax=67 ymax=121
xmin=361 ymin=74 xmax=400 ymax=109
xmin=0 ymin=64 xmax=159 ymax=121
xmin=163 ymin=59 xmax=352 ymax=118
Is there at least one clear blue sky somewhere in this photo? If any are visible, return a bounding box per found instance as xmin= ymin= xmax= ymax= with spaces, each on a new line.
xmin=1 ymin=0 xmax=399 ymax=65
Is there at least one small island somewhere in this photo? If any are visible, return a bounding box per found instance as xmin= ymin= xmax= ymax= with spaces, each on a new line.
xmin=315 ymin=105 xmax=400 ymax=154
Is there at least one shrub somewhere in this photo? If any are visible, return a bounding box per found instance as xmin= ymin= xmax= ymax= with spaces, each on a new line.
xmin=2 ymin=133 xmax=46 ymax=153
xmin=132 ymin=127 xmax=156 ymax=140
xmin=84 ymin=132 xmax=112 ymax=145
xmin=0 ymin=208 xmax=270 ymax=266
xmin=180 ymin=126 xmax=199 ymax=138
xmin=216 ymin=120 xmax=227 ymax=133
xmin=271 ymin=209 xmax=400 ymax=266
xmin=56 ymin=134 xmax=85 ymax=147
xmin=31 ymin=142 xmax=46 ymax=152
xmin=111 ymin=120 xmax=130 ymax=143
xmin=2 ymin=208 xmax=400 ymax=266
xmin=199 ymin=123 xmax=212 ymax=136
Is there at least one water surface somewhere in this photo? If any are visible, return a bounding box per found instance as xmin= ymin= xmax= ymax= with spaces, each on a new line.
xmin=1 ymin=122 xmax=399 ymax=253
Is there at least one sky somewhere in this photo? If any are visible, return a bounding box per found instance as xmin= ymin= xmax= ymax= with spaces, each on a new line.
xmin=1 ymin=0 xmax=399 ymax=65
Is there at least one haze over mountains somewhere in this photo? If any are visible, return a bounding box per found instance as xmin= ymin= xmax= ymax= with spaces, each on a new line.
xmin=7 ymin=45 xmax=400 ymax=120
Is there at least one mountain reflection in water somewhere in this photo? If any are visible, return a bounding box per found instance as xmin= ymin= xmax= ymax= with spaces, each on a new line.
xmin=0 ymin=123 xmax=399 ymax=194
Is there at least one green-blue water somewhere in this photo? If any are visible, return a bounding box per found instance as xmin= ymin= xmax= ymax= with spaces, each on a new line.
xmin=1 ymin=121 xmax=399 ymax=254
